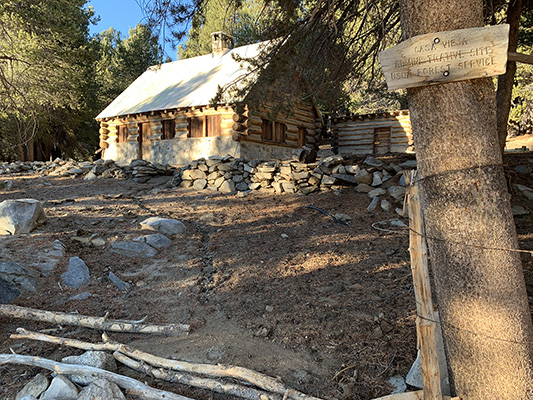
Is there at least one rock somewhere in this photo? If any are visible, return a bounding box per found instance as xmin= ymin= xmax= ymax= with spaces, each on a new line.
xmin=371 ymin=171 xmax=383 ymax=186
xmin=0 ymin=199 xmax=46 ymax=235
xmin=399 ymin=159 xmax=417 ymax=168
xmin=367 ymin=197 xmax=380 ymax=212
xmin=15 ymin=373 xmax=49 ymax=400
xmin=388 ymin=375 xmax=407 ymax=394
xmin=388 ymin=186 xmax=407 ymax=201
xmin=345 ymin=164 xmax=360 ymax=174
xmin=133 ymin=233 xmax=172 ymax=248
xmin=364 ymin=155 xmax=384 ymax=168
xmin=512 ymin=205 xmax=530 ymax=216
xmin=78 ymin=378 xmax=126 ymax=400
xmin=334 ymin=213 xmax=352 ymax=223
xmin=321 ymin=175 xmax=337 ymax=185
xmin=390 ymin=219 xmax=407 ymax=227
xmin=62 ymin=351 xmax=117 ymax=386
xmin=192 ymin=179 xmax=207 ymax=190
xmin=381 ymin=200 xmax=392 ymax=211
xmin=219 ymin=180 xmax=236 ymax=193
xmin=355 ymin=183 xmax=373 ymax=193
xmin=353 ymin=169 xmax=373 ymax=185
xmin=0 ymin=261 xmax=39 ymax=292
xmin=108 ymin=271 xmax=131 ymax=290
xmin=41 ymin=376 xmax=78 ymax=400
xmin=368 ymin=188 xmax=386 ymax=198
xmin=331 ymin=174 xmax=357 ymax=184
xmin=515 ymin=165 xmax=531 ymax=174
xmin=110 ymin=242 xmax=158 ymax=258
xmin=235 ymin=182 xmax=249 ymax=191
xmin=83 ymin=171 xmax=98 ymax=181
xmin=61 ymin=257 xmax=90 ymax=289
xmin=140 ymin=217 xmax=186 ymax=235
xmin=68 ymin=292 xmax=92 ymax=301
xmin=319 ymin=155 xmax=343 ymax=168
xmin=514 ymin=184 xmax=533 ymax=200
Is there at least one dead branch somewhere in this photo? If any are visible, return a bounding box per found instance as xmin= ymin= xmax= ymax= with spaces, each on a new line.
xmin=0 ymin=353 xmax=194 ymax=400
xmin=0 ymin=305 xmax=189 ymax=334
xmin=11 ymin=328 xmax=321 ymax=400
xmin=114 ymin=351 xmax=281 ymax=400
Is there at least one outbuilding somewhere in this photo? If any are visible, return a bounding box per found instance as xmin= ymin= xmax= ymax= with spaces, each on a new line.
xmin=331 ymin=110 xmax=413 ymax=156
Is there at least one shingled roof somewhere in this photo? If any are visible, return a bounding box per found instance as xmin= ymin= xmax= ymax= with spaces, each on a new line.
xmin=96 ymin=40 xmax=267 ymax=120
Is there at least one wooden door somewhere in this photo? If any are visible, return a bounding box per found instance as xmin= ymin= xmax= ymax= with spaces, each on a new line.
xmin=373 ymin=127 xmax=391 ymax=155
xmin=138 ymin=123 xmax=151 ymax=160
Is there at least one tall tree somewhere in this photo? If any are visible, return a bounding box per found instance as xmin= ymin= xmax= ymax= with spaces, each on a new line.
xmin=399 ymin=1 xmax=533 ymax=398
xmin=0 ymin=0 xmax=95 ymax=160
xmin=94 ymin=24 xmax=163 ymax=111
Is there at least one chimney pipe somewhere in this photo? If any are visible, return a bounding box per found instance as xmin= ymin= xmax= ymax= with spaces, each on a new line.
xmin=211 ymin=31 xmax=234 ymax=56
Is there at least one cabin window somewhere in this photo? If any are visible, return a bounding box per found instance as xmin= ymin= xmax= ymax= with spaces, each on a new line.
xmin=261 ymin=119 xmax=273 ymax=141
xmin=162 ymin=119 xmax=176 ymax=140
xmin=261 ymin=119 xmax=286 ymax=143
xmin=297 ymin=127 xmax=307 ymax=147
xmin=206 ymin=115 xmax=221 ymax=137
xmin=188 ymin=117 xmax=204 ymax=138
xmin=188 ymin=115 xmax=222 ymax=138
xmin=117 ymin=125 xmax=128 ymax=143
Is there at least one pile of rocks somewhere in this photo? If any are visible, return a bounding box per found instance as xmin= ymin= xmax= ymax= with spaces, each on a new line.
xmin=180 ymin=155 xmax=415 ymax=209
xmin=14 ymin=351 xmax=125 ymax=400
xmin=0 ymin=155 xmax=416 ymax=209
xmin=0 ymin=158 xmax=176 ymax=183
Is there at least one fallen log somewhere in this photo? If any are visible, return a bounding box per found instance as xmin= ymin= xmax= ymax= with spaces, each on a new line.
xmin=0 ymin=353 xmax=194 ymax=400
xmin=11 ymin=328 xmax=321 ymax=400
xmin=114 ymin=352 xmax=281 ymax=400
xmin=0 ymin=305 xmax=189 ymax=334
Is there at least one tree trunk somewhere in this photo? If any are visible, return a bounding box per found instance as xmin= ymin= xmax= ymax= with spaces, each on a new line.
xmin=398 ymin=1 xmax=533 ymax=399
xmin=497 ymin=0 xmax=523 ymax=153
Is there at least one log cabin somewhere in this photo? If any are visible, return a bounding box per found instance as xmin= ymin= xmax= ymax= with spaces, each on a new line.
xmin=96 ymin=32 xmax=322 ymax=166
xmin=331 ymin=110 xmax=414 ymax=156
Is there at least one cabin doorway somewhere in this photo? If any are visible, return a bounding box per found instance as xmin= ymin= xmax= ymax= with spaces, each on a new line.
xmin=138 ymin=122 xmax=151 ymax=160
xmin=373 ymin=127 xmax=391 ymax=155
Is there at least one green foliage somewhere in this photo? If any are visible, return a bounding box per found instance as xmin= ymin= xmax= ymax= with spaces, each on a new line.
xmin=0 ymin=0 xmax=96 ymax=160
xmin=94 ymin=24 xmax=163 ymax=110
xmin=0 ymin=1 xmax=162 ymax=161
xmin=177 ymin=0 xmax=267 ymax=59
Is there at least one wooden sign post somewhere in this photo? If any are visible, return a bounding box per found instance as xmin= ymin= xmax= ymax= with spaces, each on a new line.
xmin=379 ymin=24 xmax=510 ymax=90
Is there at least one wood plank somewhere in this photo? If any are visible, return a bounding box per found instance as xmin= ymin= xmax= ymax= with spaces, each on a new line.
xmin=380 ymin=24 xmax=510 ymax=90
xmin=508 ymin=51 xmax=533 ymax=65
xmin=405 ymin=172 xmax=443 ymax=400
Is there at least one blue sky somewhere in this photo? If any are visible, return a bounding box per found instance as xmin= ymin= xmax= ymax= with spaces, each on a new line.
xmin=87 ymin=0 xmax=147 ymax=37
xmin=87 ymin=0 xmax=180 ymax=59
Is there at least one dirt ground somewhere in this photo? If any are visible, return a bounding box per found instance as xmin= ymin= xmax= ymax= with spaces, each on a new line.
xmin=1 ymin=152 xmax=533 ymax=400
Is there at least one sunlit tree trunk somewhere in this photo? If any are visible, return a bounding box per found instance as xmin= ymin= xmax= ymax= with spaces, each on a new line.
xmin=399 ymin=0 xmax=533 ymax=398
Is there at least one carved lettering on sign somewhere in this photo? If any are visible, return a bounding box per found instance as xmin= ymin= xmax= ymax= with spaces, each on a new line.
xmin=379 ymin=25 xmax=510 ymax=90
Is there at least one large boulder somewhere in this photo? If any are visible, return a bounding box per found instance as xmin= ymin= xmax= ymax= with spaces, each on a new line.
xmin=0 ymin=276 xmax=20 ymax=304
xmin=0 ymin=199 xmax=46 ymax=235
xmin=140 ymin=217 xmax=186 ymax=235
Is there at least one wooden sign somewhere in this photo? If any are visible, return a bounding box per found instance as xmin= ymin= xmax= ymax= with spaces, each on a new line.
xmin=379 ymin=24 xmax=509 ymax=90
